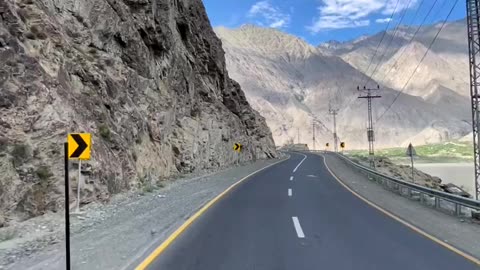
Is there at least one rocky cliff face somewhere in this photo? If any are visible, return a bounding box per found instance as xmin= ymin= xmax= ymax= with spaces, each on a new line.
xmin=0 ymin=0 xmax=276 ymax=225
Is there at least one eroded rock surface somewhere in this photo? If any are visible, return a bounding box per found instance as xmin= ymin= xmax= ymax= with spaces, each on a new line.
xmin=0 ymin=0 xmax=276 ymax=223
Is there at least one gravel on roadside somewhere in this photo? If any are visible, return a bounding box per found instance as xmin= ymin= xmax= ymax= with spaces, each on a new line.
xmin=0 ymin=156 xmax=287 ymax=270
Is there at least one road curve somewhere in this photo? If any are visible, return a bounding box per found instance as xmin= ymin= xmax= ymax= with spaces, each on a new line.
xmin=139 ymin=152 xmax=479 ymax=270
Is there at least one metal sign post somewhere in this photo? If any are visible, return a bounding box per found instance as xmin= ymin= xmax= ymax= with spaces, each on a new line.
xmin=340 ymin=142 xmax=345 ymax=154
xmin=406 ymin=143 xmax=416 ymax=184
xmin=64 ymin=143 xmax=71 ymax=270
xmin=233 ymin=143 xmax=242 ymax=165
xmin=64 ymin=133 xmax=91 ymax=270
xmin=76 ymin=160 xmax=81 ymax=213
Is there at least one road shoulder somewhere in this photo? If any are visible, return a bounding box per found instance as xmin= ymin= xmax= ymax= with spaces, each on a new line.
xmin=320 ymin=153 xmax=480 ymax=261
xmin=1 ymin=157 xmax=287 ymax=270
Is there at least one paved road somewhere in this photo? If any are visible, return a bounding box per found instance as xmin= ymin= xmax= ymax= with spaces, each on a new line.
xmin=143 ymin=152 xmax=479 ymax=270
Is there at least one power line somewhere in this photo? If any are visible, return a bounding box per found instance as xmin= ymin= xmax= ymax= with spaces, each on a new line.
xmin=365 ymin=0 xmax=416 ymax=85
xmin=377 ymin=0 xmax=442 ymax=83
xmin=361 ymin=0 xmax=401 ymax=87
xmin=367 ymin=0 xmax=445 ymax=123
xmin=375 ymin=0 xmax=460 ymax=125
xmin=334 ymin=0 xmax=402 ymax=113
xmin=364 ymin=0 xmax=445 ymax=121
xmin=343 ymin=0 xmax=404 ymax=123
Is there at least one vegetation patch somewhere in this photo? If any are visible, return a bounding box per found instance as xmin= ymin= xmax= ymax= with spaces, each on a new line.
xmin=0 ymin=227 xmax=16 ymax=242
xmin=11 ymin=143 xmax=31 ymax=166
xmin=36 ymin=166 xmax=53 ymax=181
xmin=347 ymin=141 xmax=474 ymax=163
xmin=142 ymin=184 xmax=154 ymax=193
xmin=0 ymin=137 xmax=7 ymax=153
xmin=99 ymin=124 xmax=111 ymax=141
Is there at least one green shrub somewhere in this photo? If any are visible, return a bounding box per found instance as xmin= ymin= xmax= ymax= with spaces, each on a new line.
xmin=36 ymin=166 xmax=53 ymax=181
xmin=0 ymin=138 xmax=7 ymax=153
xmin=0 ymin=228 xmax=16 ymax=242
xmin=11 ymin=144 xmax=30 ymax=165
xmin=99 ymin=124 xmax=111 ymax=141
xmin=142 ymin=184 xmax=154 ymax=193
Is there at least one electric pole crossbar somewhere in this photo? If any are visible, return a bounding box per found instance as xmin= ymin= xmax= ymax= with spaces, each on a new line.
xmin=358 ymin=85 xmax=381 ymax=168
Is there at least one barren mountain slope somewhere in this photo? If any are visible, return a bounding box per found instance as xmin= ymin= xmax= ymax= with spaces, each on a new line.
xmin=0 ymin=0 xmax=276 ymax=225
xmin=324 ymin=20 xmax=470 ymax=108
xmin=216 ymin=25 xmax=470 ymax=150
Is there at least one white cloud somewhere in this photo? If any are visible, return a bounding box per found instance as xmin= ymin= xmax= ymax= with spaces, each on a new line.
xmin=308 ymin=0 xmax=417 ymax=33
xmin=376 ymin=17 xmax=392 ymax=23
xmin=248 ymin=1 xmax=291 ymax=29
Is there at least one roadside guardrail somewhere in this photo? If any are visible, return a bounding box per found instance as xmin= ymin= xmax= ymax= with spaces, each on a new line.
xmin=311 ymin=151 xmax=480 ymax=218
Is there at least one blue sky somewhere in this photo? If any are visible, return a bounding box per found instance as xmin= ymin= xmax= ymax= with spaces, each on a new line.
xmin=203 ymin=0 xmax=467 ymax=45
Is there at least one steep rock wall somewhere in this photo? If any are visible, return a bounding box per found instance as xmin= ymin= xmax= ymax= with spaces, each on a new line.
xmin=0 ymin=0 xmax=276 ymax=223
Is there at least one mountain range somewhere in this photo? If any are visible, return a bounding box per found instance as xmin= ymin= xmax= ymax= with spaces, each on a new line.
xmin=215 ymin=19 xmax=472 ymax=149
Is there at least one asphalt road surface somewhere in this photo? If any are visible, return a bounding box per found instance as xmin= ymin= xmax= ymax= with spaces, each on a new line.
xmin=143 ymin=152 xmax=479 ymax=270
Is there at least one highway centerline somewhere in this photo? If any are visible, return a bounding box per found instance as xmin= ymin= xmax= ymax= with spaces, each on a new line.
xmin=289 ymin=176 xmax=293 ymax=181
xmin=292 ymin=154 xmax=307 ymax=173
xmin=288 ymin=188 xmax=292 ymax=197
xmin=292 ymin=217 xmax=305 ymax=238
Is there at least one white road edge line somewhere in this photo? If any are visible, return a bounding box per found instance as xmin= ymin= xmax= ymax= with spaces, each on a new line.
xmin=292 ymin=154 xmax=307 ymax=173
xmin=288 ymin=188 xmax=292 ymax=197
xmin=290 ymin=176 xmax=294 ymax=181
xmin=292 ymin=217 xmax=305 ymax=238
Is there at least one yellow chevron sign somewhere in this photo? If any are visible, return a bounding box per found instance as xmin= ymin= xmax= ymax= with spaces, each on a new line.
xmin=233 ymin=143 xmax=242 ymax=153
xmin=67 ymin=133 xmax=91 ymax=160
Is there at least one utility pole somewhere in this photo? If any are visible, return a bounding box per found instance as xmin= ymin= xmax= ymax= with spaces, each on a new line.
xmin=328 ymin=107 xmax=339 ymax=152
xmin=312 ymin=119 xmax=316 ymax=151
xmin=358 ymin=85 xmax=381 ymax=168
xmin=467 ymin=0 xmax=480 ymax=199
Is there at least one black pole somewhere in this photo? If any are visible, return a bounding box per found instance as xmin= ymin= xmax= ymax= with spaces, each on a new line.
xmin=411 ymin=153 xmax=415 ymax=184
xmin=64 ymin=143 xmax=71 ymax=270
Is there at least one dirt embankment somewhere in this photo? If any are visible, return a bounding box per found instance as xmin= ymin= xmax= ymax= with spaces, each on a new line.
xmin=351 ymin=156 xmax=443 ymax=189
